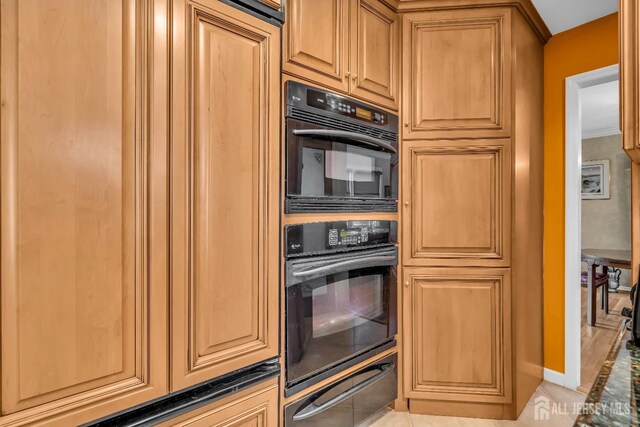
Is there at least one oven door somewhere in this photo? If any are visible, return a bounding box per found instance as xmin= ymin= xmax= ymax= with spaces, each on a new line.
xmin=285 ymin=118 xmax=398 ymax=213
xmin=285 ymin=247 xmax=398 ymax=387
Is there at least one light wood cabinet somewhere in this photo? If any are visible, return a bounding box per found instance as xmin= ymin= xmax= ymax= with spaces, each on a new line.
xmin=402 ymin=8 xmax=512 ymax=139
xmin=0 ymin=0 xmax=280 ymax=424
xmin=350 ymin=0 xmax=399 ymax=109
xmin=0 ymin=0 xmax=169 ymax=425
xmin=283 ymin=0 xmax=350 ymax=92
xmin=170 ymin=0 xmax=280 ymax=391
xmin=403 ymin=268 xmax=512 ymax=403
xmin=284 ymin=0 xmax=399 ymax=110
xmin=402 ymin=140 xmax=511 ymax=267
xmin=158 ymin=379 xmax=279 ymax=427
xmin=400 ymin=3 xmax=545 ymax=420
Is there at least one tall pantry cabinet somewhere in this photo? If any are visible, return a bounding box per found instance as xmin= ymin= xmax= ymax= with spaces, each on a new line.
xmin=0 ymin=0 xmax=280 ymax=425
xmin=399 ymin=1 xmax=548 ymax=419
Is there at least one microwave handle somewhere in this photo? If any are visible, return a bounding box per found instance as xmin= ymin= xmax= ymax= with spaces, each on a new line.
xmin=292 ymin=255 xmax=396 ymax=278
xmin=292 ymin=129 xmax=397 ymax=154
xmin=292 ymin=362 xmax=395 ymax=421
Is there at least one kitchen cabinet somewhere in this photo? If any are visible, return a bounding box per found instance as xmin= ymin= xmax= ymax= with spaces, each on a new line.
xmin=283 ymin=0 xmax=399 ymax=110
xmin=0 ymin=0 xmax=280 ymax=424
xmin=400 ymin=2 xmax=546 ymax=420
xmin=0 ymin=0 xmax=169 ymax=425
xmin=170 ymin=0 xmax=281 ymax=391
xmin=402 ymin=140 xmax=511 ymax=267
xmin=403 ymin=268 xmax=512 ymax=404
xmin=157 ymin=379 xmax=279 ymax=426
xmin=402 ymin=8 xmax=512 ymax=140
xmin=620 ymin=0 xmax=640 ymax=284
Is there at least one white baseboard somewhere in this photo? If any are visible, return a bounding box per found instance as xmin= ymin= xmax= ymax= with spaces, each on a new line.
xmin=543 ymin=368 xmax=566 ymax=387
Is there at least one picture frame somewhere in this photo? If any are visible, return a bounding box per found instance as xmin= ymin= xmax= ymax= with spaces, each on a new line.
xmin=581 ymin=159 xmax=610 ymax=200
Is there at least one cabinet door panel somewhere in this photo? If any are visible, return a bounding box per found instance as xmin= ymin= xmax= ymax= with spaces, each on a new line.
xmin=402 ymin=141 xmax=511 ymax=267
xmin=403 ymin=268 xmax=512 ymax=403
xmin=0 ymin=0 xmax=168 ymax=423
xmin=171 ymin=0 xmax=279 ymax=391
xmin=350 ymin=0 xmax=399 ymax=110
xmin=283 ymin=0 xmax=350 ymax=93
xmin=403 ymin=8 xmax=511 ymax=139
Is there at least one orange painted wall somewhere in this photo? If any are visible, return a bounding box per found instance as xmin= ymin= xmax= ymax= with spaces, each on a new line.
xmin=544 ymin=13 xmax=619 ymax=373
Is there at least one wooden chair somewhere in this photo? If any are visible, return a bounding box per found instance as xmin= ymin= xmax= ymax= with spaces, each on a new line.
xmin=581 ymin=270 xmax=609 ymax=316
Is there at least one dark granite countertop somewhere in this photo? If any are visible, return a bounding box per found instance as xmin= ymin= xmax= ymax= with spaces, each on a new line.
xmin=575 ymin=324 xmax=640 ymax=426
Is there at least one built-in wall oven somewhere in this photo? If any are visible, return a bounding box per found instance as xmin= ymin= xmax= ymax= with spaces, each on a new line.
xmin=285 ymin=82 xmax=399 ymax=213
xmin=284 ymin=220 xmax=398 ymax=396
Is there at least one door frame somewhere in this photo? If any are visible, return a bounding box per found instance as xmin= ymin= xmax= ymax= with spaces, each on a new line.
xmin=564 ymin=64 xmax=620 ymax=390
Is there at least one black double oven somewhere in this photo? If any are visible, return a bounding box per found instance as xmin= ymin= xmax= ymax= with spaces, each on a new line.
xmin=283 ymin=82 xmax=399 ymax=426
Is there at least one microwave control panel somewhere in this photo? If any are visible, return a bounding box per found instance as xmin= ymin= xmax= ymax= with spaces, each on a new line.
xmin=306 ymin=88 xmax=388 ymax=126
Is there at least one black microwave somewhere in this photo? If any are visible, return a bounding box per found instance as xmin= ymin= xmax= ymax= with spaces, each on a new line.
xmin=285 ymin=82 xmax=399 ymax=213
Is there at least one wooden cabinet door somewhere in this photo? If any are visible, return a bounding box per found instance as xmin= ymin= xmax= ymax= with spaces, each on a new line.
xmin=158 ymin=379 xmax=279 ymax=427
xmin=283 ymin=0 xmax=350 ymax=93
xmin=402 ymin=140 xmax=511 ymax=267
xmin=350 ymin=0 xmax=399 ymax=110
xmin=403 ymin=268 xmax=512 ymax=403
xmin=171 ymin=0 xmax=280 ymax=391
xmin=0 ymin=0 xmax=168 ymax=425
xmin=402 ymin=8 xmax=511 ymax=139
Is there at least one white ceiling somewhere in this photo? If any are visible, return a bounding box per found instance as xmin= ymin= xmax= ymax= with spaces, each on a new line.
xmin=581 ymin=80 xmax=620 ymax=139
xmin=531 ymin=0 xmax=618 ymax=35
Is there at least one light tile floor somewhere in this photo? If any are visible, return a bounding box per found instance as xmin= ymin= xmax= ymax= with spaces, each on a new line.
xmin=363 ymin=382 xmax=586 ymax=427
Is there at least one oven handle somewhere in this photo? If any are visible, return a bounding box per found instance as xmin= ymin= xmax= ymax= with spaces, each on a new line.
xmin=292 ymin=362 xmax=395 ymax=421
xmin=291 ymin=255 xmax=396 ymax=278
xmin=292 ymin=129 xmax=397 ymax=154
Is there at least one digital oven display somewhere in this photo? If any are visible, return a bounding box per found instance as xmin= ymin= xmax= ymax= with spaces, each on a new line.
xmin=355 ymin=107 xmax=372 ymax=121
xmin=306 ymin=89 xmax=386 ymax=125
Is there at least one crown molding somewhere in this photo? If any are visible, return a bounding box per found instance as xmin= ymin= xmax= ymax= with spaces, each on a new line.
xmin=393 ymin=0 xmax=551 ymax=42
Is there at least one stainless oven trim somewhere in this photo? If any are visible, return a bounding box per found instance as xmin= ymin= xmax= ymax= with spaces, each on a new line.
xmin=285 ymin=246 xmax=398 ymax=286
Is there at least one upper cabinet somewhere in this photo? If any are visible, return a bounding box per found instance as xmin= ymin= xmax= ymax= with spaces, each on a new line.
xmin=284 ymin=0 xmax=350 ymax=92
xmin=0 ymin=0 xmax=168 ymax=425
xmin=284 ymin=0 xmax=399 ymax=110
xmin=402 ymin=8 xmax=512 ymax=139
xmin=170 ymin=0 xmax=280 ymax=391
xmin=350 ymin=0 xmax=400 ymax=109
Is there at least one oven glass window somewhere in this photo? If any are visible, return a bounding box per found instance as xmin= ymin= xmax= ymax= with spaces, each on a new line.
xmin=299 ymin=143 xmax=391 ymax=199
xmin=286 ymin=266 xmax=392 ymax=385
xmin=312 ymin=274 xmax=383 ymax=338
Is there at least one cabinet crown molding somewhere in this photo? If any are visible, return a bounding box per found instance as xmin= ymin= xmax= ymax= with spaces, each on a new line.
xmin=392 ymin=0 xmax=551 ymax=42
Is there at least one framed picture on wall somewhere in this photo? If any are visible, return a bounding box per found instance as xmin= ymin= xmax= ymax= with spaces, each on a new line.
xmin=582 ymin=159 xmax=610 ymax=200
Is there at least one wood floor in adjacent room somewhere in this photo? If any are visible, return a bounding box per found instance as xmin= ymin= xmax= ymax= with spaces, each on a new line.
xmin=365 ymin=288 xmax=630 ymax=426
xmin=365 ymin=381 xmax=586 ymax=426
xmin=579 ymin=287 xmax=629 ymax=393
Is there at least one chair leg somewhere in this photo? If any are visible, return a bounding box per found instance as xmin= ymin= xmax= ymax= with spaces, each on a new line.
xmin=603 ymin=266 xmax=609 ymax=314
xmin=587 ymin=264 xmax=597 ymax=326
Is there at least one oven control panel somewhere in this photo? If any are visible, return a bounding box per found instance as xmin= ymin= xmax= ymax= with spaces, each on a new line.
xmin=285 ymin=220 xmax=397 ymax=257
xmin=306 ymin=88 xmax=389 ymax=126
xmin=328 ymin=227 xmax=369 ymax=246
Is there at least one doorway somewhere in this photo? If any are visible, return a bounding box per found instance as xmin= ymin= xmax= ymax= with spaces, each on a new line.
xmin=564 ymin=64 xmax=632 ymax=391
